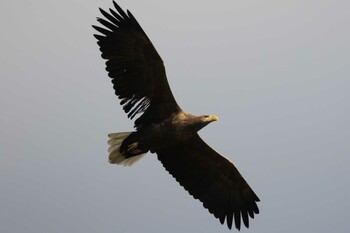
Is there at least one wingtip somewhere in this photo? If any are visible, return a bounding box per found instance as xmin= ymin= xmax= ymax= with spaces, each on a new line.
xmin=219 ymin=216 xmax=225 ymax=225
xmin=113 ymin=1 xmax=122 ymax=12
xmin=227 ymin=218 xmax=233 ymax=230
xmin=113 ymin=1 xmax=129 ymax=19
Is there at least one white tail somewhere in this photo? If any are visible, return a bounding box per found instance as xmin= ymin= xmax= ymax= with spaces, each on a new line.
xmin=107 ymin=132 xmax=146 ymax=166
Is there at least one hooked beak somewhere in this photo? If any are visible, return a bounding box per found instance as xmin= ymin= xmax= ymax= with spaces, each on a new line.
xmin=210 ymin=115 xmax=219 ymax=121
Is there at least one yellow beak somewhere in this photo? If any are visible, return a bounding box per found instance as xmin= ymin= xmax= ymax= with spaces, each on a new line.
xmin=210 ymin=115 xmax=219 ymax=121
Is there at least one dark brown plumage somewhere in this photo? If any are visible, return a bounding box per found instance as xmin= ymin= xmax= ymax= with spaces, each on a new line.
xmin=93 ymin=1 xmax=260 ymax=230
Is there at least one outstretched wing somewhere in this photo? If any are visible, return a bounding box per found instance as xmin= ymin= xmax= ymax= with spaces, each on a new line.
xmin=93 ymin=1 xmax=180 ymax=128
xmin=157 ymin=134 xmax=260 ymax=230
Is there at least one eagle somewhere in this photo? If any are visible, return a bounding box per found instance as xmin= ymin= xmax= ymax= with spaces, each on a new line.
xmin=93 ymin=1 xmax=260 ymax=230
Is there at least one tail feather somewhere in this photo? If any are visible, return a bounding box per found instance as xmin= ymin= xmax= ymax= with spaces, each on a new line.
xmin=107 ymin=138 xmax=124 ymax=146
xmin=107 ymin=132 xmax=146 ymax=166
xmin=108 ymin=132 xmax=132 ymax=140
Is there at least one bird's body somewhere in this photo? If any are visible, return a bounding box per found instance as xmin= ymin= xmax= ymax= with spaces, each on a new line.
xmin=93 ymin=1 xmax=260 ymax=230
xmin=121 ymin=112 xmax=218 ymax=156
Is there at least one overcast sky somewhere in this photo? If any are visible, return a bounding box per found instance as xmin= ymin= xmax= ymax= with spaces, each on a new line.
xmin=1 ymin=0 xmax=349 ymax=232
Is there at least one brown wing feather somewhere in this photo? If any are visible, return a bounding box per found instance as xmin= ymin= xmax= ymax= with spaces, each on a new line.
xmin=156 ymin=134 xmax=260 ymax=230
xmin=93 ymin=1 xmax=180 ymax=128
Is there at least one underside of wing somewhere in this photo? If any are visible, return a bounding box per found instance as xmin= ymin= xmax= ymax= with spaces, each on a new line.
xmin=93 ymin=1 xmax=180 ymax=128
xmin=156 ymin=134 xmax=260 ymax=230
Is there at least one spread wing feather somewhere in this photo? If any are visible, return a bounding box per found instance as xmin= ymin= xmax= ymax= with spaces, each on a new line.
xmin=93 ymin=1 xmax=180 ymax=128
xmin=156 ymin=134 xmax=260 ymax=230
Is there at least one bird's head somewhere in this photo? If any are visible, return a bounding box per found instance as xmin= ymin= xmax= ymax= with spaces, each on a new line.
xmin=202 ymin=115 xmax=219 ymax=123
xmin=193 ymin=114 xmax=219 ymax=131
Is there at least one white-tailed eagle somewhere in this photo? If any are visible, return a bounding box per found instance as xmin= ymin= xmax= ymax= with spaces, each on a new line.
xmin=93 ymin=1 xmax=260 ymax=230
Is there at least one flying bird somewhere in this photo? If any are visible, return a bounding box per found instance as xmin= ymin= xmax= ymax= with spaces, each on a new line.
xmin=93 ymin=1 xmax=260 ymax=230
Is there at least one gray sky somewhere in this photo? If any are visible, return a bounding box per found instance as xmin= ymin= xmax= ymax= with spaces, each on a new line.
xmin=1 ymin=0 xmax=349 ymax=232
